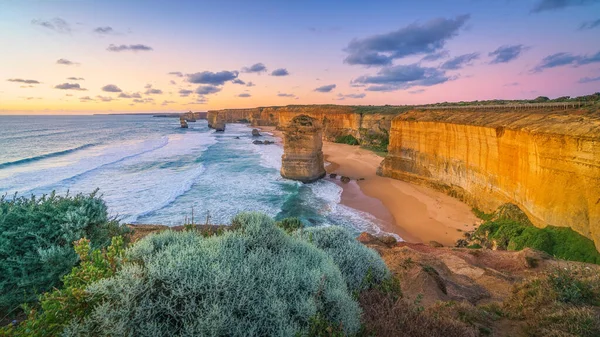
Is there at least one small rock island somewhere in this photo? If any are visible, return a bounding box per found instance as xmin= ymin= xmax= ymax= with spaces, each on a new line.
xmin=280 ymin=115 xmax=326 ymax=183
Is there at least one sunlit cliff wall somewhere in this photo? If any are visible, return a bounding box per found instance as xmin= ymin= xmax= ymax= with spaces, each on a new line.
xmin=378 ymin=109 xmax=600 ymax=250
xmin=207 ymin=105 xmax=394 ymax=148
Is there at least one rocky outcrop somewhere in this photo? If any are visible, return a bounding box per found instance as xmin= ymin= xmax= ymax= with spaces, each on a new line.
xmin=280 ymin=115 xmax=326 ymax=183
xmin=379 ymin=109 xmax=600 ymax=250
xmin=180 ymin=116 xmax=188 ymax=128
xmin=252 ymin=129 xmax=261 ymax=137
xmin=206 ymin=105 xmax=401 ymax=148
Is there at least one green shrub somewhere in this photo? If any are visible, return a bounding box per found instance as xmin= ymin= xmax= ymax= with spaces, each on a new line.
xmin=471 ymin=208 xmax=493 ymax=221
xmin=507 ymin=226 xmax=553 ymax=253
xmin=0 ymin=191 xmax=127 ymax=316
xmin=295 ymin=226 xmax=390 ymax=293
xmin=65 ymin=213 xmax=361 ymax=336
xmin=275 ymin=217 xmax=303 ymax=233
xmin=334 ymin=134 xmax=359 ymax=146
xmin=2 ymin=236 xmax=127 ymax=337
xmin=472 ymin=217 xmax=600 ymax=264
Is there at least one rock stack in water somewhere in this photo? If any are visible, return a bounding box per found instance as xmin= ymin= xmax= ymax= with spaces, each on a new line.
xmin=281 ymin=115 xmax=326 ymax=183
xmin=180 ymin=116 xmax=188 ymax=128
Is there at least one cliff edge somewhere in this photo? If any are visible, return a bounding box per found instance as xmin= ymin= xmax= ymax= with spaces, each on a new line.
xmin=379 ymin=109 xmax=600 ymax=250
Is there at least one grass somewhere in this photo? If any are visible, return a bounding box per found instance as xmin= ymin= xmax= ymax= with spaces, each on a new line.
xmin=472 ymin=219 xmax=600 ymax=264
xmin=502 ymin=266 xmax=600 ymax=336
xmin=334 ymin=134 xmax=360 ymax=146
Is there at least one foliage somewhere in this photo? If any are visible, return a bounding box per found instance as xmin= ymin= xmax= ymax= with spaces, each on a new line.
xmin=334 ymin=134 xmax=359 ymax=146
xmin=0 ymin=190 xmax=128 ymax=317
xmin=275 ymin=217 xmax=304 ymax=233
xmin=358 ymin=128 xmax=389 ymax=153
xmin=358 ymin=288 xmax=481 ymax=337
xmin=503 ymin=266 xmax=600 ymax=336
xmin=471 ymin=208 xmax=493 ymax=221
xmin=472 ymin=217 xmax=600 ymax=264
xmin=295 ymin=226 xmax=390 ymax=293
xmin=1 ymin=237 xmax=127 ymax=337
xmin=65 ymin=212 xmax=362 ymax=336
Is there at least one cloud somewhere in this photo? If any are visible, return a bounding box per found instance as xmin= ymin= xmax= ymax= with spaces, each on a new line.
xmin=195 ymin=85 xmax=221 ymax=95
xmin=144 ymin=88 xmax=163 ymax=95
xmin=118 ymin=92 xmax=142 ymax=98
xmin=187 ymin=71 xmax=239 ymax=85
xmin=67 ymin=77 xmax=84 ymax=80
xmin=344 ymin=15 xmax=470 ymax=66
xmin=531 ymin=0 xmax=600 ymax=13
xmin=489 ymin=45 xmax=528 ymax=64
xmin=421 ymin=50 xmax=450 ymax=62
xmin=278 ymin=93 xmax=296 ymax=97
xmin=440 ymin=52 xmax=480 ymax=70
xmin=161 ymin=100 xmax=176 ymax=106
xmin=133 ymin=98 xmax=155 ymax=104
xmin=101 ymin=84 xmax=122 ymax=92
xmin=96 ymin=95 xmax=114 ymax=102
xmin=107 ymin=44 xmax=153 ymax=52
xmin=238 ymin=93 xmax=252 ymax=97
xmin=93 ymin=26 xmax=115 ymax=34
xmin=170 ymin=80 xmax=177 ymax=85
xmin=353 ymin=64 xmax=449 ymax=91
xmin=408 ymin=89 xmax=426 ymax=94
xmin=79 ymin=96 xmax=94 ymax=102
xmin=179 ymin=89 xmax=193 ymax=97
xmin=31 ymin=18 xmax=71 ymax=33
xmin=55 ymin=83 xmax=87 ymax=90
xmin=232 ymin=79 xmax=246 ymax=85
xmin=271 ymin=68 xmax=289 ymax=76
xmin=579 ymin=50 xmax=600 ymax=65
xmin=242 ymin=63 xmax=267 ymax=73
xmin=314 ymin=84 xmax=336 ymax=93
xmin=579 ymin=18 xmax=600 ymax=30
xmin=57 ymin=58 xmax=78 ymax=66
xmin=168 ymin=71 xmax=183 ymax=77
xmin=7 ymin=78 xmax=40 ymax=84
xmin=578 ymin=76 xmax=600 ymax=83
xmin=338 ymin=93 xmax=366 ymax=99
xmin=246 ymin=81 xmax=256 ymax=87
xmin=504 ymin=82 xmax=520 ymax=86
xmin=531 ymin=50 xmax=600 ymax=72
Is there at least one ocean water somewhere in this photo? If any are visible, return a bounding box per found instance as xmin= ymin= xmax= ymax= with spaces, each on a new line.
xmin=0 ymin=115 xmax=397 ymax=237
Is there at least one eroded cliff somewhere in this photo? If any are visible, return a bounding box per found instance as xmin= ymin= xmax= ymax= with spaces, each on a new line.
xmin=206 ymin=105 xmax=401 ymax=149
xmin=379 ymin=109 xmax=600 ymax=250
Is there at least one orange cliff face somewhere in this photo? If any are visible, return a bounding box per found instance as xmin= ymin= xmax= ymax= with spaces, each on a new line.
xmin=379 ymin=109 xmax=600 ymax=250
xmin=206 ymin=105 xmax=396 ymax=148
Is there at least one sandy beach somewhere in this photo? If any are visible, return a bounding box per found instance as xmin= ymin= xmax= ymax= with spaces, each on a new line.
xmin=259 ymin=126 xmax=479 ymax=246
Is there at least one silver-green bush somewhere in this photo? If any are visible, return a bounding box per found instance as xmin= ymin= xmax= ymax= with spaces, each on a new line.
xmin=66 ymin=213 xmax=361 ymax=336
xmin=295 ymin=226 xmax=390 ymax=293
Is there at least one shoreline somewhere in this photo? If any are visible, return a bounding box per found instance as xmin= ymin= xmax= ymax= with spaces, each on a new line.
xmin=258 ymin=125 xmax=479 ymax=246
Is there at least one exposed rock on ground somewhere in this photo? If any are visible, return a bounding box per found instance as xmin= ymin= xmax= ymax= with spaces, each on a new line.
xmin=280 ymin=115 xmax=326 ymax=183
xmin=252 ymin=129 xmax=261 ymax=136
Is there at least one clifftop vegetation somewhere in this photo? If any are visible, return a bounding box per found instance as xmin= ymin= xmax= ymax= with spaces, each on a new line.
xmin=2 ymin=193 xmax=600 ymax=336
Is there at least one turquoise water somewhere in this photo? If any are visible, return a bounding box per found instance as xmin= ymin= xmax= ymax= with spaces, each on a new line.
xmin=0 ymin=115 xmax=396 ymax=236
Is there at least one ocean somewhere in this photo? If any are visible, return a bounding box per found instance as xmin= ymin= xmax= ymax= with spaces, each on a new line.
xmin=0 ymin=115 xmax=395 ymax=237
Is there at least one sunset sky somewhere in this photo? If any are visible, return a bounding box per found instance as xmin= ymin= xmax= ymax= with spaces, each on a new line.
xmin=1 ymin=0 xmax=599 ymax=114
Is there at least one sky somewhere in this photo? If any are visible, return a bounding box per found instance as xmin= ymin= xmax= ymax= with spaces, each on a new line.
xmin=1 ymin=0 xmax=599 ymax=114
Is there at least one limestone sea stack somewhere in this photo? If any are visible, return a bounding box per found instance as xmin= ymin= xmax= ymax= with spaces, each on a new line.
xmin=180 ymin=116 xmax=188 ymax=128
xmin=281 ymin=115 xmax=326 ymax=183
